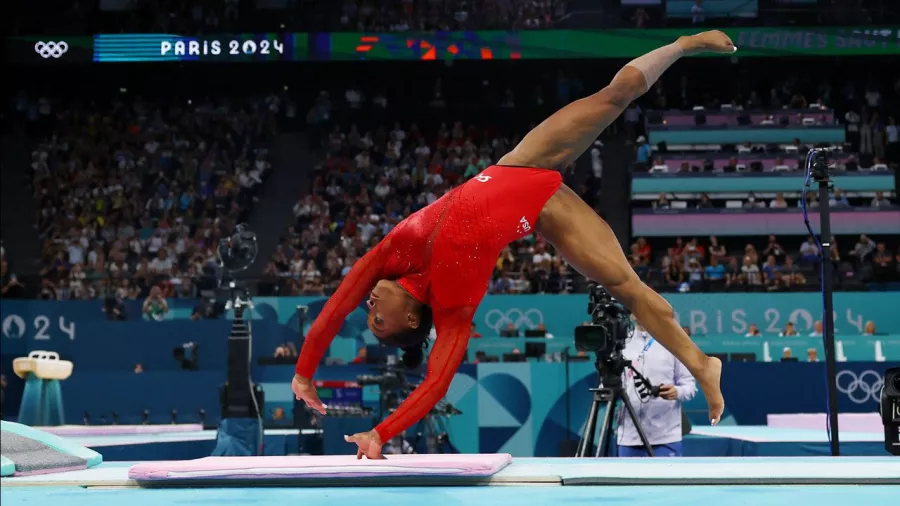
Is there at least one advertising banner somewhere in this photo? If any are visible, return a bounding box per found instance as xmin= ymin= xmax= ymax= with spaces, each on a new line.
xmin=9 ymin=27 xmax=899 ymax=64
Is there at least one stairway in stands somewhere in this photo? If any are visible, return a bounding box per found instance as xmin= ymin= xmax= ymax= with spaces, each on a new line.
xmin=1 ymin=132 xmax=42 ymax=278
xmin=244 ymin=132 xmax=317 ymax=281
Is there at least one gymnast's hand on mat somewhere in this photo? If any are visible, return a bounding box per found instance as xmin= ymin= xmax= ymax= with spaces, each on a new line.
xmin=292 ymin=374 xmax=327 ymax=415
xmin=345 ymin=430 xmax=385 ymax=460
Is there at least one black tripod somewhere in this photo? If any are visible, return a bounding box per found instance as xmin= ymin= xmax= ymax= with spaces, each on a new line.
xmin=576 ymin=356 xmax=655 ymax=457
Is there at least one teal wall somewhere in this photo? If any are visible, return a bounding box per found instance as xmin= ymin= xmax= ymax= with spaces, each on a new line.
xmin=631 ymin=173 xmax=894 ymax=193
xmin=648 ymin=127 xmax=845 ymax=145
xmin=241 ymin=292 xmax=900 ymax=363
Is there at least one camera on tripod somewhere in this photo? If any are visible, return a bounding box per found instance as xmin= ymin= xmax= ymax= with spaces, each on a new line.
xmin=574 ymin=284 xmax=633 ymax=358
xmin=356 ymin=373 xmax=404 ymax=389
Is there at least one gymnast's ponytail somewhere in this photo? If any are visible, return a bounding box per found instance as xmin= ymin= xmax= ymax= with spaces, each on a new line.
xmin=401 ymin=342 xmax=426 ymax=369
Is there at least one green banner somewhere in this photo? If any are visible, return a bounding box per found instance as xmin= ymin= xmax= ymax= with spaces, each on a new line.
xmin=9 ymin=27 xmax=899 ymax=64
xmin=329 ymin=27 xmax=900 ymax=60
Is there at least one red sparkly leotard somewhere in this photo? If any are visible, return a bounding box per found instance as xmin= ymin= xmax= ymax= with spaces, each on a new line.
xmin=296 ymin=165 xmax=562 ymax=442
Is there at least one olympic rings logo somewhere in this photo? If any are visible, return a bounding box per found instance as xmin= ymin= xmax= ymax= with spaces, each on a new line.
xmin=34 ymin=41 xmax=69 ymax=59
xmin=836 ymin=370 xmax=883 ymax=405
xmin=483 ymin=308 xmax=544 ymax=333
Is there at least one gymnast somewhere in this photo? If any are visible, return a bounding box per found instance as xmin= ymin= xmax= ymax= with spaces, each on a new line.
xmin=294 ymin=30 xmax=736 ymax=459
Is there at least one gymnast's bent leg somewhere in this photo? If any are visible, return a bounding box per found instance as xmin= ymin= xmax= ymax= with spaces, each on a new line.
xmin=537 ymin=185 xmax=724 ymax=423
xmin=497 ymin=31 xmax=735 ymax=423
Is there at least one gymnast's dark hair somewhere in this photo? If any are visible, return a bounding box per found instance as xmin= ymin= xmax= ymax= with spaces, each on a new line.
xmin=392 ymin=304 xmax=433 ymax=369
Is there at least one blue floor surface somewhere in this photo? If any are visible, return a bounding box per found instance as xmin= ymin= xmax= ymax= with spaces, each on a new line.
xmin=2 ymin=485 xmax=896 ymax=506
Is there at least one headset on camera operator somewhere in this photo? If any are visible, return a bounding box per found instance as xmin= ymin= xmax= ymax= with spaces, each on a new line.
xmin=617 ymin=316 xmax=696 ymax=457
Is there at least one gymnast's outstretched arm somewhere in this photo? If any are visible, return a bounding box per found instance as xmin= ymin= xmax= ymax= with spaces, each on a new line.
xmin=295 ymin=240 xmax=393 ymax=379
xmin=498 ymin=30 xmax=736 ymax=171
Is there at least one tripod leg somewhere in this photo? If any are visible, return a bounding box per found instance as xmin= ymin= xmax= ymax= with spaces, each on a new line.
xmin=596 ymin=396 xmax=617 ymax=457
xmin=578 ymin=397 xmax=601 ymax=457
xmin=620 ymin=393 xmax=655 ymax=457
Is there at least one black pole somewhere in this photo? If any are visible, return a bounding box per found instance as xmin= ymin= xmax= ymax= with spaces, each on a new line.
xmin=564 ymin=349 xmax=571 ymax=441
xmin=816 ymin=177 xmax=841 ymax=457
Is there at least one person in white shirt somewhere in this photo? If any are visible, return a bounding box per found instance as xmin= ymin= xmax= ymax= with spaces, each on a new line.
xmin=808 ymin=320 xmax=824 ymax=337
xmin=741 ymin=256 xmax=762 ymax=285
xmin=691 ymin=0 xmax=705 ymax=25
xmin=769 ymin=192 xmax=788 ymax=208
xmin=649 ymin=158 xmax=669 ymax=173
xmin=616 ymin=320 xmax=696 ymax=457
xmin=745 ymin=323 xmax=762 ymax=337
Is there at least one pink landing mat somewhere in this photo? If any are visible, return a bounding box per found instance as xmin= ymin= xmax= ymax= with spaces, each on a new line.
xmin=37 ymin=424 xmax=204 ymax=436
xmin=129 ymin=454 xmax=513 ymax=481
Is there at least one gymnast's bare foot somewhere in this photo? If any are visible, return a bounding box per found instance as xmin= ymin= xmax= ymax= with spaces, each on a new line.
xmin=697 ymin=356 xmax=724 ymax=425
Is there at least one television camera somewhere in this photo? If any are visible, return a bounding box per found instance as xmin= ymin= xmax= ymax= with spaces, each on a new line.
xmin=214 ymin=224 xmax=265 ymax=455
xmin=574 ymin=284 xmax=658 ymax=457
xmin=357 ymin=356 xmax=461 ymax=453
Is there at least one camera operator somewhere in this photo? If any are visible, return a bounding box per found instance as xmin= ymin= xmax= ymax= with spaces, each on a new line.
xmin=617 ymin=317 xmax=696 ymax=457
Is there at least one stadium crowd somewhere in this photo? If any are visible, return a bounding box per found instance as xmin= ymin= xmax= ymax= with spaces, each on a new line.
xmin=258 ymin=116 xmax=584 ymax=297
xmin=16 ymin=0 xmax=570 ymax=35
xmin=17 ymin=92 xmax=280 ymax=302
xmin=629 ymin=234 xmax=900 ymax=294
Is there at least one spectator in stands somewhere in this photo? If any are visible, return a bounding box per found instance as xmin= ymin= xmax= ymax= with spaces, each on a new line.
xmin=799 ymin=236 xmax=820 ymax=263
xmin=664 ymin=258 xmax=685 ymax=290
xmin=704 ymin=256 xmax=726 ymax=290
xmin=762 ymin=255 xmax=781 ymax=283
xmin=769 ymin=193 xmax=789 ymax=209
xmin=897 ymin=246 xmax=900 ymax=277
xmin=779 ymin=322 xmax=799 ymax=337
xmin=691 ymin=0 xmax=705 ymax=24
xmin=685 ymin=258 xmax=704 ymax=290
xmin=800 ymin=191 xmax=819 ymax=208
xmin=652 ymin=193 xmax=671 ymax=209
xmin=780 ymin=256 xmax=806 ymax=287
xmin=766 ymin=272 xmax=787 ymax=292
xmin=1 ymin=274 xmax=26 ymax=299
xmin=696 ymin=193 xmax=714 ymax=209
xmin=863 ymin=321 xmax=878 ymax=336
xmin=870 ymin=191 xmax=893 ymax=207
xmin=745 ymin=324 xmax=762 ymax=337
xmin=829 ymin=188 xmax=850 ymax=208
xmin=806 ymin=349 xmax=819 ymax=362
xmin=743 ymin=192 xmax=765 ymax=209
xmin=708 ymin=236 xmax=727 ymax=263
xmin=872 ymin=243 xmax=895 ymax=281
xmin=763 ymin=235 xmax=786 ymax=262
xmin=469 ymin=322 xmax=482 ymax=339
xmin=742 ymin=255 xmax=763 ymax=286
xmin=850 ymin=234 xmax=876 ymax=264
xmin=490 ymin=270 xmax=514 ymax=294
xmin=636 ymin=136 xmax=652 ymax=166
xmin=669 ymin=237 xmax=685 ymax=263
xmin=887 ymin=117 xmax=900 ymax=163
xmin=634 ymin=238 xmax=652 ymax=265
xmin=743 ymin=244 xmax=759 ymax=265
xmin=809 ymin=321 xmax=824 ymax=337
xmin=625 ymin=105 xmax=642 ymax=140
xmin=142 ymin=286 xmax=168 ymax=321
xmin=274 ymin=342 xmax=298 ymax=358
xmin=721 ymin=157 xmax=738 ymax=173
xmin=650 ymin=157 xmax=669 ymax=173
xmin=724 ymin=257 xmax=744 ymax=290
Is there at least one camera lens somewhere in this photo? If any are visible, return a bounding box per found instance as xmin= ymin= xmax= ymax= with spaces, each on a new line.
xmin=892 ymin=374 xmax=900 ymax=393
